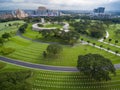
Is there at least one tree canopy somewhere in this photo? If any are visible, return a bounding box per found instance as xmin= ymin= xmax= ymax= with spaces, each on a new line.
xmin=77 ymin=54 xmax=116 ymax=81
xmin=47 ymin=44 xmax=63 ymax=55
xmin=2 ymin=33 xmax=11 ymax=39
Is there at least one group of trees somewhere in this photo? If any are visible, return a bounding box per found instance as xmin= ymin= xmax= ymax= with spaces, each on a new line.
xmin=104 ymin=38 xmax=119 ymax=45
xmin=0 ymin=33 xmax=15 ymax=55
xmin=19 ymin=23 xmax=28 ymax=33
xmin=77 ymin=54 xmax=116 ymax=81
xmin=0 ymin=70 xmax=32 ymax=90
xmin=24 ymin=16 xmax=79 ymax=23
xmin=39 ymin=29 xmax=80 ymax=45
xmin=0 ymin=33 xmax=11 ymax=45
xmin=70 ymin=20 xmax=106 ymax=38
xmin=0 ymin=18 xmax=20 ymax=23
xmin=43 ymin=44 xmax=63 ymax=58
xmin=115 ymin=29 xmax=120 ymax=36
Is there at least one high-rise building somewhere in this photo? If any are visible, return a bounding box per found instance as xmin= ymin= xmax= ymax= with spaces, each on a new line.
xmin=14 ymin=9 xmax=28 ymax=19
xmin=30 ymin=6 xmax=60 ymax=17
xmin=93 ymin=7 xmax=105 ymax=13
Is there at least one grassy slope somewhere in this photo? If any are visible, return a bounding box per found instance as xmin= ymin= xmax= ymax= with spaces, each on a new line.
xmin=5 ymin=37 xmax=120 ymax=66
xmin=0 ymin=21 xmax=119 ymax=66
xmin=105 ymin=24 xmax=120 ymax=45
xmin=32 ymin=69 xmax=120 ymax=90
xmin=1 ymin=61 xmax=120 ymax=90
xmin=0 ymin=20 xmax=24 ymax=36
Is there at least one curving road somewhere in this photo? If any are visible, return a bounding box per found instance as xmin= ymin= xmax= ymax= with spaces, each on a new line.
xmin=0 ymin=56 xmax=120 ymax=72
xmin=1 ymin=24 xmax=120 ymax=72
xmin=0 ymin=56 xmax=78 ymax=72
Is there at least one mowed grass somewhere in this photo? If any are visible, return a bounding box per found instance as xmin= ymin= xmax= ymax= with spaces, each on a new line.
xmin=0 ymin=21 xmax=120 ymax=66
xmin=23 ymin=23 xmax=39 ymax=39
xmin=80 ymin=34 xmax=120 ymax=54
xmin=1 ymin=61 xmax=120 ymax=90
xmin=5 ymin=36 xmax=120 ymax=66
xmin=0 ymin=20 xmax=24 ymax=36
xmin=105 ymin=24 xmax=120 ymax=45
xmin=32 ymin=69 xmax=120 ymax=90
xmin=44 ymin=23 xmax=63 ymax=29
xmin=0 ymin=61 xmax=28 ymax=73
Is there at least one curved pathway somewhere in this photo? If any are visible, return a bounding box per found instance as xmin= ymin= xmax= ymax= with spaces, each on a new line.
xmin=99 ymin=31 xmax=109 ymax=42
xmin=1 ymin=24 xmax=120 ymax=72
xmin=99 ymin=31 xmax=120 ymax=49
xmin=0 ymin=56 xmax=120 ymax=72
xmin=0 ymin=56 xmax=78 ymax=72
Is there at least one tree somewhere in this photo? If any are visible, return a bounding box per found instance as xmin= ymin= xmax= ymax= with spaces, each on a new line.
xmin=0 ymin=38 xmax=4 ymax=45
xmin=115 ymin=40 xmax=119 ymax=45
xmin=47 ymin=44 xmax=63 ymax=55
xmin=43 ymin=51 xmax=47 ymax=58
xmin=2 ymin=33 xmax=11 ymax=40
xmin=107 ymin=47 xmax=110 ymax=51
xmin=115 ymin=50 xmax=119 ymax=55
xmin=81 ymin=38 xmax=84 ymax=41
xmin=109 ymin=39 xmax=112 ymax=43
xmin=8 ymin=23 xmax=12 ymax=27
xmin=61 ymin=31 xmax=80 ymax=45
xmin=19 ymin=23 xmax=28 ymax=33
xmin=13 ymin=22 xmax=20 ymax=28
xmin=100 ymin=45 xmax=103 ymax=49
xmin=77 ymin=54 xmax=116 ymax=81
xmin=87 ymin=41 xmax=90 ymax=44
xmin=114 ymin=29 xmax=120 ymax=36
xmin=103 ymin=37 xmax=106 ymax=41
xmin=92 ymin=43 xmax=96 ymax=46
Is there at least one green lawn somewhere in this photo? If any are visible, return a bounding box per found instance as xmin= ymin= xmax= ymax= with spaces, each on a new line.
xmin=104 ymin=24 xmax=120 ymax=46
xmin=2 ymin=20 xmax=120 ymax=90
xmin=0 ymin=20 xmax=24 ymax=36
xmin=32 ymin=69 xmax=120 ymax=90
xmin=0 ymin=21 xmax=120 ymax=66
xmin=4 ymin=37 xmax=120 ymax=66
xmin=23 ymin=23 xmax=39 ymax=39
xmin=1 ymin=61 xmax=120 ymax=90
xmin=44 ymin=23 xmax=63 ymax=29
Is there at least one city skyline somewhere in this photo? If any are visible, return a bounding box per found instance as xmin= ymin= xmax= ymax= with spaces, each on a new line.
xmin=0 ymin=0 xmax=120 ymax=10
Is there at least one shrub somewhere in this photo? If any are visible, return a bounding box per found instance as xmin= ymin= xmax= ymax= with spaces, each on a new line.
xmin=38 ymin=24 xmax=44 ymax=27
xmin=1 ymin=47 xmax=15 ymax=55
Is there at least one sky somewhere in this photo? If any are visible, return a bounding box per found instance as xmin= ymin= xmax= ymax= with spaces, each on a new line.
xmin=0 ymin=0 xmax=120 ymax=10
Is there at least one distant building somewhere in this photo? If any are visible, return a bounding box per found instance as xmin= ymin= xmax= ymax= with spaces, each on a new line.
xmin=29 ymin=6 xmax=60 ymax=17
xmin=0 ymin=13 xmax=14 ymax=19
xmin=93 ymin=7 xmax=105 ymax=14
xmin=13 ymin=9 xmax=28 ymax=19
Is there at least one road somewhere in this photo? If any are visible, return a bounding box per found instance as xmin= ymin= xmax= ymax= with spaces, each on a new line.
xmin=1 ymin=24 xmax=120 ymax=72
xmin=0 ymin=56 xmax=120 ymax=72
xmin=0 ymin=56 xmax=78 ymax=72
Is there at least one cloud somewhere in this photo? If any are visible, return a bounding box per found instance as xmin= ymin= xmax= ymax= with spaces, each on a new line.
xmin=11 ymin=0 xmax=24 ymax=3
xmin=0 ymin=0 xmax=120 ymax=10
